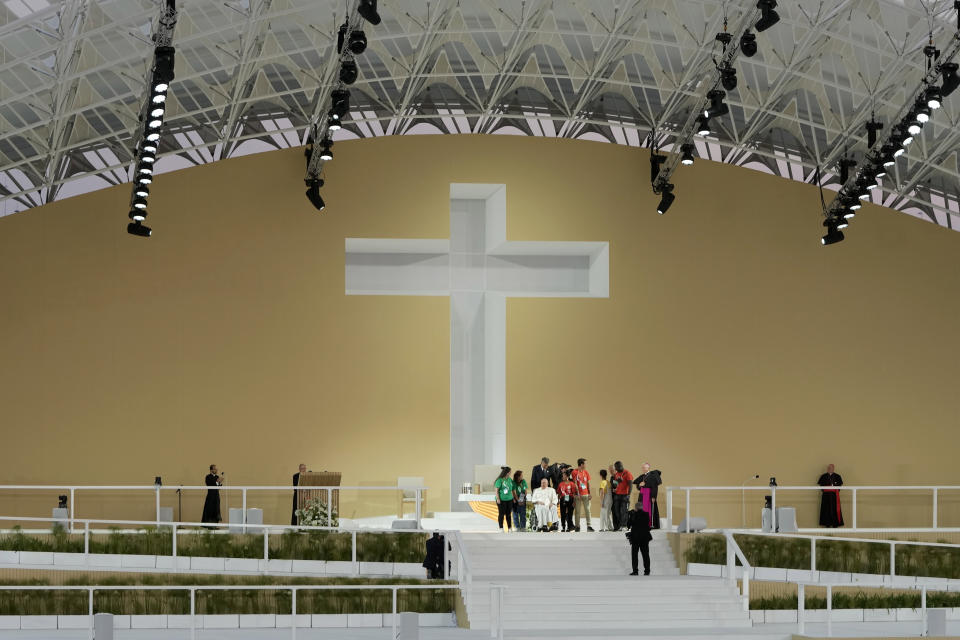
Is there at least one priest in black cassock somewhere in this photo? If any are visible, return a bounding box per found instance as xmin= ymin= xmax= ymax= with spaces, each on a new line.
xmin=817 ymin=463 xmax=844 ymax=527
xmin=633 ymin=463 xmax=662 ymax=529
xmin=201 ymin=464 xmax=222 ymax=528
xmin=292 ymin=463 xmax=306 ymax=525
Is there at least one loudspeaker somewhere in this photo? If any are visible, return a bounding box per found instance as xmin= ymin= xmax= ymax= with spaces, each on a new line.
xmin=676 ymin=517 xmax=707 ymax=532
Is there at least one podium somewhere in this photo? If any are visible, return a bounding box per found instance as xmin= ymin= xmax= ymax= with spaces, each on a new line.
xmin=297 ymin=471 xmax=341 ymax=523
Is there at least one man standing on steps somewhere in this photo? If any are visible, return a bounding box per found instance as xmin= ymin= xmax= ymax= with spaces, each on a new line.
xmin=626 ymin=503 xmax=652 ymax=576
xmin=571 ymin=458 xmax=594 ymax=532
xmin=610 ymin=461 xmax=633 ymax=531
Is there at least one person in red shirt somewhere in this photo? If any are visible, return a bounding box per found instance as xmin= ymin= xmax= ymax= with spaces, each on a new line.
xmin=571 ymin=458 xmax=594 ymax=532
xmin=556 ymin=470 xmax=577 ymax=533
xmin=611 ymin=461 xmax=633 ymax=531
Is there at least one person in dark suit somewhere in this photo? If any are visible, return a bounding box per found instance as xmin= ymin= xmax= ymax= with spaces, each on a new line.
xmin=423 ymin=532 xmax=445 ymax=579
xmin=291 ymin=463 xmax=307 ymax=525
xmin=626 ymin=503 xmax=653 ymax=576
xmin=531 ymin=457 xmax=551 ymax=491
xmin=202 ymin=464 xmax=222 ymax=528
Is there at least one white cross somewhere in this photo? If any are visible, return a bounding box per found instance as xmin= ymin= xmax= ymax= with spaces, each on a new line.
xmin=345 ymin=184 xmax=609 ymax=509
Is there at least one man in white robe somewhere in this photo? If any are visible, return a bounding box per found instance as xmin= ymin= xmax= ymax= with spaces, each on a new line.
xmin=532 ymin=478 xmax=558 ymax=532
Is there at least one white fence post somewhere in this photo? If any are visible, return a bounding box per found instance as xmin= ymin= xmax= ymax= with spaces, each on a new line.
xmin=87 ymin=587 xmax=94 ymax=640
xmin=415 ymin=488 xmax=422 ymax=529
xmin=922 ymin=585 xmax=928 ymax=636
xmin=797 ymin=583 xmax=805 ymax=635
xmin=172 ymin=525 xmax=178 ymax=558
xmin=326 ymin=488 xmax=333 ymax=525
xmin=190 ymin=588 xmax=196 ymax=640
xmin=933 ymin=488 xmax=938 ymax=528
xmin=725 ymin=534 xmax=735 ymax=584
xmin=890 ymin=542 xmax=896 ymax=578
xmin=852 ymin=488 xmax=857 ymax=529
xmin=263 ymin=528 xmax=269 ymax=561
xmin=810 ymin=537 xmax=816 ymax=572
xmin=155 ymin=487 xmax=161 ymax=525
xmin=826 ymin=584 xmax=832 ymax=638
xmin=83 ymin=521 xmax=89 ymax=557
xmin=685 ymin=490 xmax=691 ymax=533
xmin=69 ymin=488 xmax=76 ymax=533
xmin=291 ymin=587 xmax=297 ymax=640
xmin=666 ymin=489 xmax=673 ymax=528
xmin=242 ymin=488 xmax=247 ymax=531
xmin=351 ymin=530 xmax=358 ymax=575
xmin=392 ymin=587 xmax=398 ymax=639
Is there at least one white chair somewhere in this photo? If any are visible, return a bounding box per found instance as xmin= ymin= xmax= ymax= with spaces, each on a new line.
xmin=398 ymin=476 xmax=424 ymax=518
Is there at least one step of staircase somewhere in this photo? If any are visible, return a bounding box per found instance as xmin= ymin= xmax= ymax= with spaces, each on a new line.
xmin=458 ymin=533 xmax=752 ymax=633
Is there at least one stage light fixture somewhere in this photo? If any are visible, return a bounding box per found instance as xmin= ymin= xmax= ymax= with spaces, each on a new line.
xmin=865 ymin=174 xmax=879 ymax=190
xmin=150 ymin=106 xmax=165 ymax=118
xmin=865 ymin=117 xmax=883 ymax=148
xmin=340 ymin=59 xmax=358 ymax=85
xmin=132 ymin=196 xmax=148 ymax=210
xmin=128 ymin=208 xmax=146 ymax=222
xmin=880 ymin=145 xmax=896 ymax=167
xmin=135 ymin=185 xmax=149 ymax=198
xmin=916 ymin=102 xmax=931 ymax=124
xmin=927 ymin=85 xmax=942 ymax=109
xmin=358 ymin=0 xmax=381 ymax=25
xmin=147 ymin=118 xmax=163 ymax=129
xmin=657 ymin=184 xmax=675 ymax=215
xmin=137 ymin=163 xmax=153 ymax=175
xmin=127 ymin=222 xmax=152 ymax=237
xmin=327 ymin=113 xmax=342 ymax=131
xmin=906 ymin=118 xmax=922 ymax=136
xmin=941 ymin=62 xmax=960 ymax=97
xmin=305 ymin=178 xmax=326 ymax=211
xmin=720 ymin=66 xmax=737 ymax=91
xmin=331 ymin=89 xmax=350 ymax=118
xmin=151 ymin=91 xmax=166 ymax=104
xmin=141 ymin=152 xmax=156 ymax=164
xmin=680 ymin=143 xmax=695 ymax=165
xmin=650 ymin=153 xmax=667 ymax=183
xmin=837 ymin=217 xmax=849 ymax=230
xmin=755 ymin=0 xmax=780 ymax=32
xmin=152 ymin=45 xmax=175 ymax=89
xmin=705 ymin=89 xmax=729 ymax=118
xmin=821 ymin=218 xmax=845 ymax=245
xmin=146 ymin=132 xmax=160 ymax=142
xmin=696 ymin=115 xmax=711 ymax=136
xmin=349 ymin=30 xmax=367 ymax=54
xmin=319 ymin=138 xmax=333 ymax=161
xmin=740 ymin=30 xmax=758 ymax=57
xmin=842 ymin=206 xmax=856 ymax=220
xmin=142 ymin=142 xmax=157 ymax=154
xmin=137 ymin=174 xmax=152 ymax=185
xmin=838 ymin=157 xmax=857 ymax=183
xmin=873 ymin=164 xmax=886 ymax=179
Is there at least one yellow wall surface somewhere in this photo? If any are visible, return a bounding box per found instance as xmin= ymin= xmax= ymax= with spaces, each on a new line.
xmin=1 ymin=134 xmax=959 ymax=527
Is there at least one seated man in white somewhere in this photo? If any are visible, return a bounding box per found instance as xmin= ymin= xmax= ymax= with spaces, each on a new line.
xmin=532 ymin=478 xmax=558 ymax=532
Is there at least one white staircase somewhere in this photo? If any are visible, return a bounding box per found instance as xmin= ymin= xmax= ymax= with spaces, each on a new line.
xmin=458 ymin=531 xmax=768 ymax=639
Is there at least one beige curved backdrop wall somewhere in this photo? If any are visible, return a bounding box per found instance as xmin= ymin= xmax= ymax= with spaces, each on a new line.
xmin=1 ymin=134 xmax=958 ymax=528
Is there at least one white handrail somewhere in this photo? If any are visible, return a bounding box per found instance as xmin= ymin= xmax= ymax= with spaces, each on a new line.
xmin=0 ymin=514 xmax=444 ymax=570
xmin=0 ymin=583 xmax=461 ymax=640
xmin=793 ymin=581 xmax=935 ymax=637
xmin=722 ymin=530 xmax=751 ymax=611
xmin=0 ymin=484 xmax=426 ymax=530
xmin=717 ymin=529 xmax=960 ymax=583
xmin=666 ymin=485 xmax=958 ymax=531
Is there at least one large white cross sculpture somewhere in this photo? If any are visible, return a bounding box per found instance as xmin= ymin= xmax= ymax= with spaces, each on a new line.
xmin=345 ymin=184 xmax=609 ymax=509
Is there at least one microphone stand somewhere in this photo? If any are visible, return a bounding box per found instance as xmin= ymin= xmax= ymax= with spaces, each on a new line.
xmin=741 ymin=474 xmax=760 ymax=528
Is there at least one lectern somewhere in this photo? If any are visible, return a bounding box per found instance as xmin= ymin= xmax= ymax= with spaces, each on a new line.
xmin=297 ymin=471 xmax=341 ymax=524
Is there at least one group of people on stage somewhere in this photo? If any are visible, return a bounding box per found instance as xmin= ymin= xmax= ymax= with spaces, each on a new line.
xmin=492 ymin=457 xmax=663 ymax=534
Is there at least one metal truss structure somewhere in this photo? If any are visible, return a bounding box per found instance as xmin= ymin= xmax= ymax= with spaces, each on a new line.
xmin=1 ymin=0 xmax=959 ymax=231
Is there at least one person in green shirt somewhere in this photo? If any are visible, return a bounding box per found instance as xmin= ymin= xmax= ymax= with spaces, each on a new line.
xmin=512 ymin=469 xmax=529 ymax=531
xmin=493 ymin=466 xmax=514 ymax=532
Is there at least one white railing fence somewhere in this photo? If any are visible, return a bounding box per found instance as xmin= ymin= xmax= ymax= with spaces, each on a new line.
xmin=723 ymin=530 xmax=751 ymax=611
xmin=0 ymin=515 xmax=444 ymax=571
xmin=0 ymin=583 xmax=497 ymax=640
xmin=667 ymin=485 xmax=960 ymax=532
xmin=723 ymin=530 xmax=952 ymax=637
xmin=0 ymin=484 xmax=426 ymax=530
